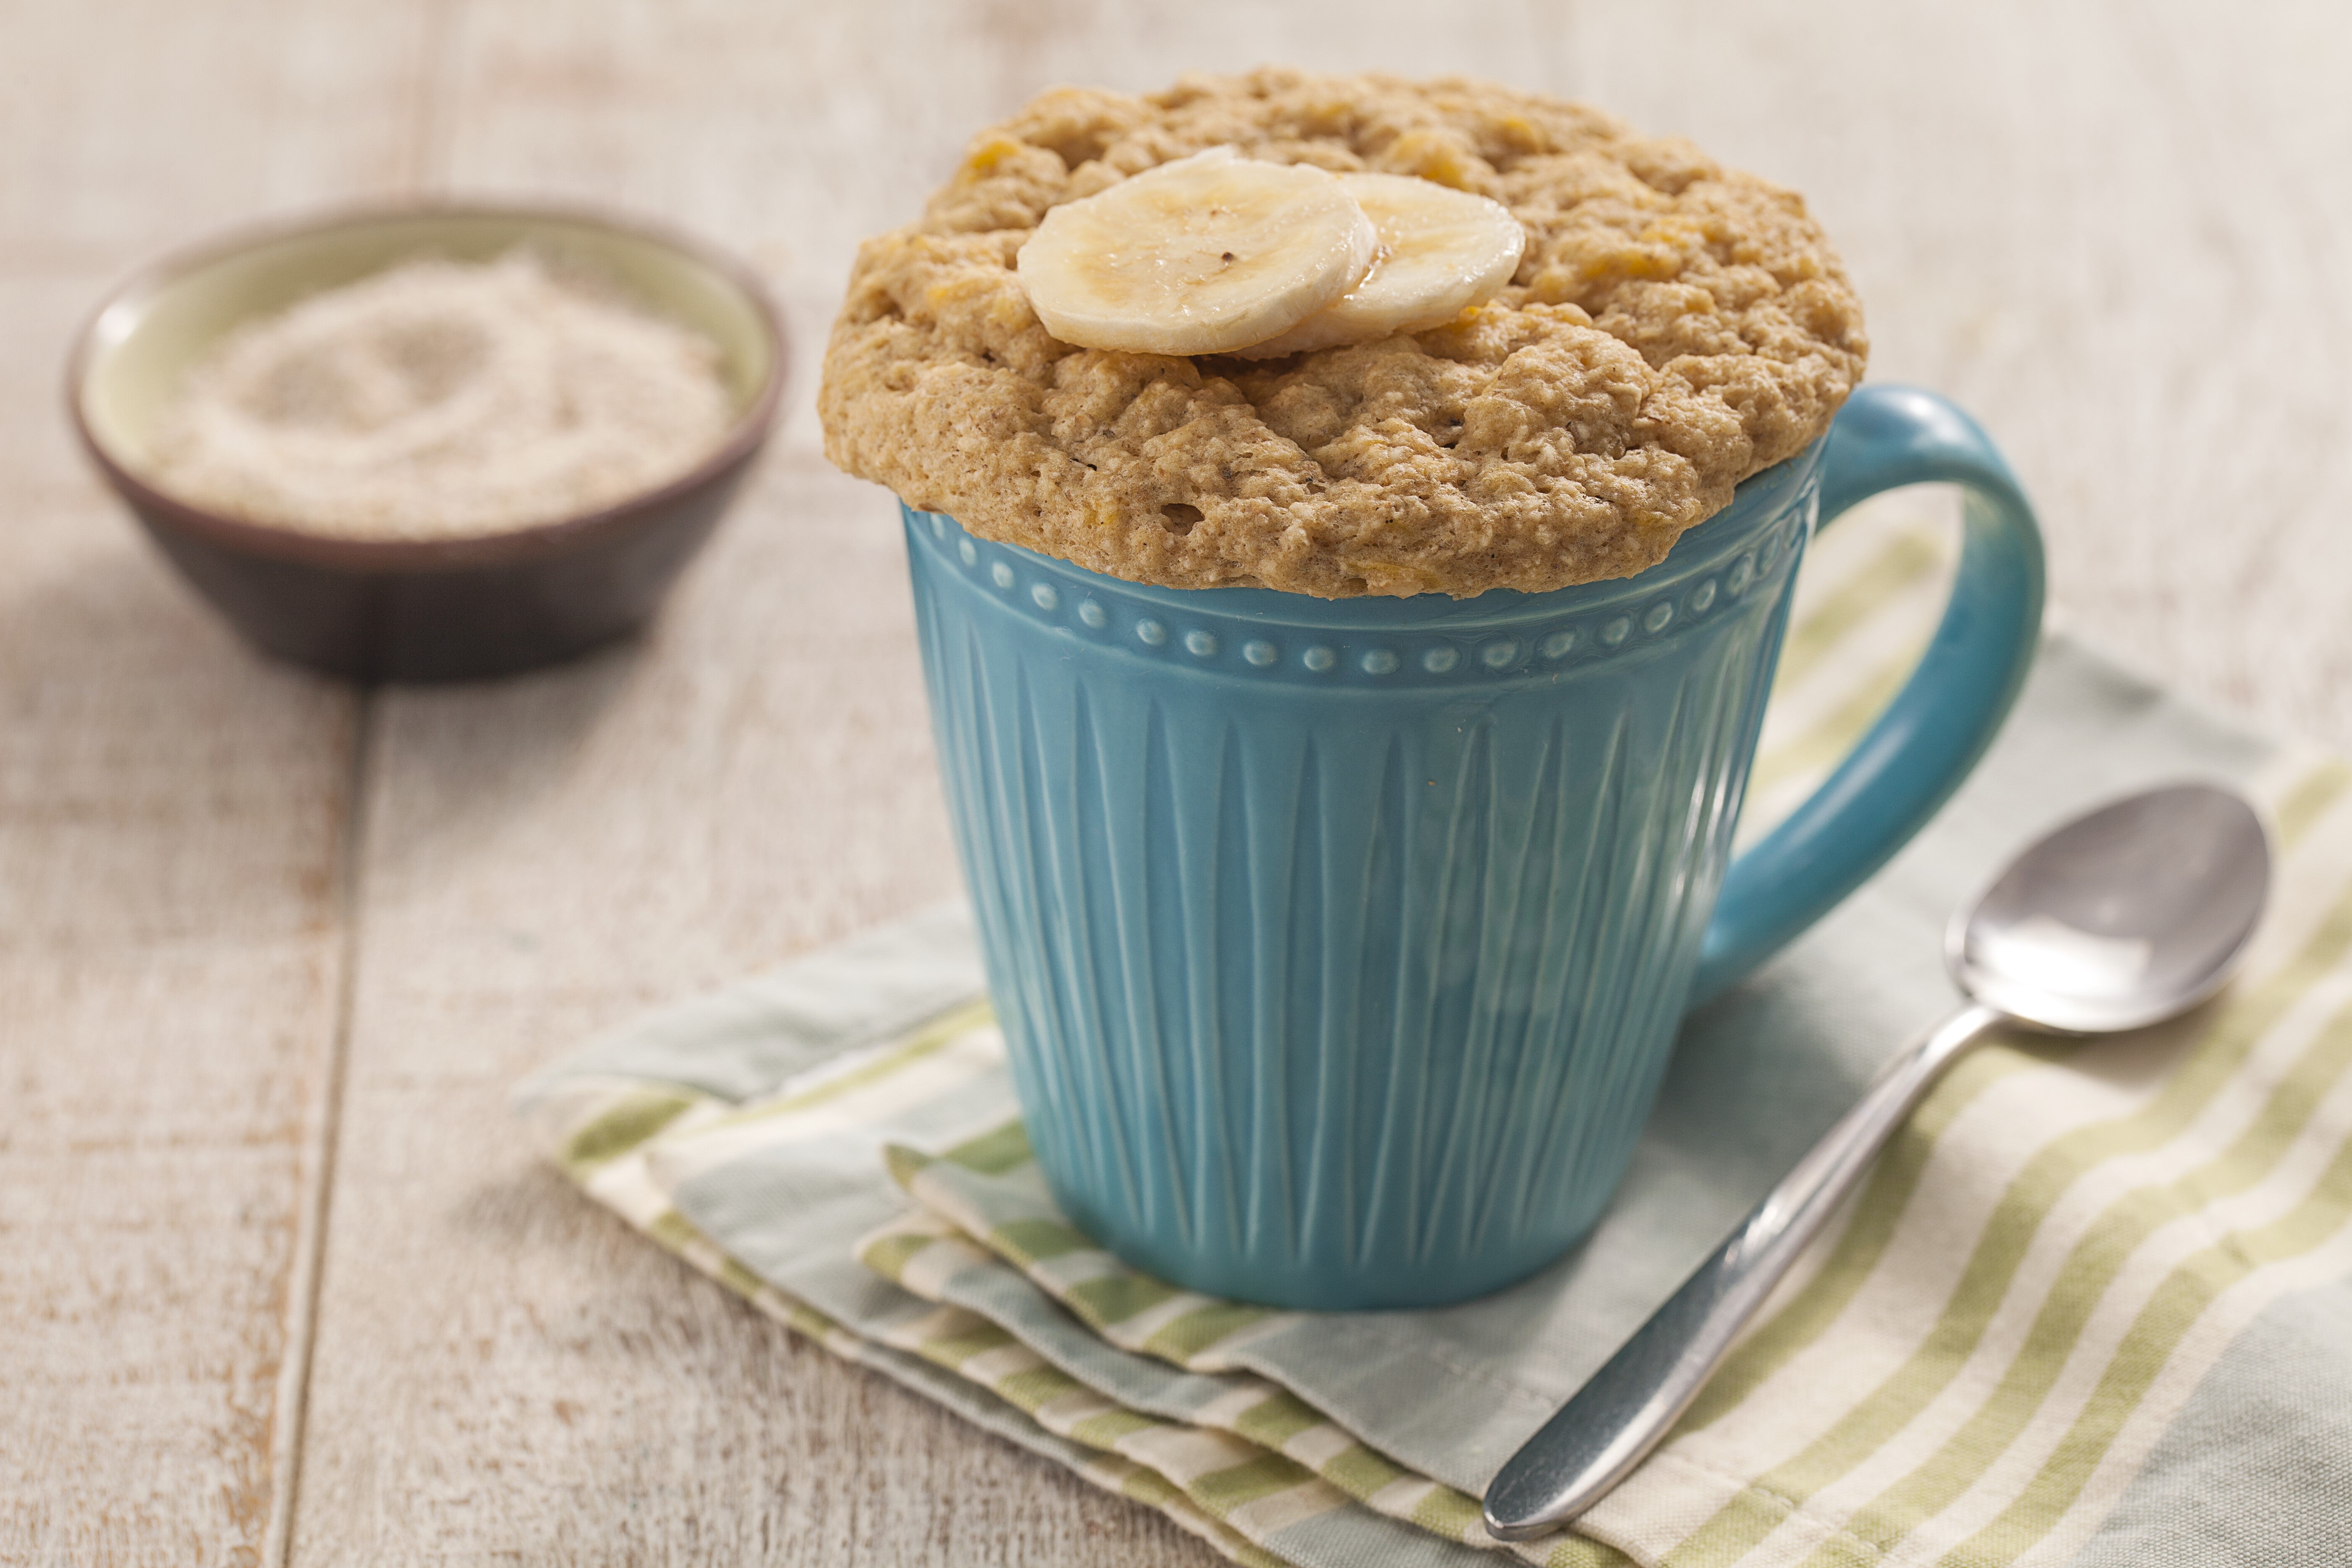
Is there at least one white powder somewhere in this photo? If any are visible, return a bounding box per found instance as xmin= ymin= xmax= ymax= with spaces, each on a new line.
xmin=150 ymin=251 xmax=736 ymax=540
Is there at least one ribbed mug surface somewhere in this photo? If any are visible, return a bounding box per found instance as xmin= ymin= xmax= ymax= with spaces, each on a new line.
xmin=904 ymin=444 xmax=1823 ymax=1309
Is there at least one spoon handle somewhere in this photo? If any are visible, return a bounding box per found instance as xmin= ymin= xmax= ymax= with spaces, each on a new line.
xmin=1482 ymin=1001 xmax=2004 ymax=1542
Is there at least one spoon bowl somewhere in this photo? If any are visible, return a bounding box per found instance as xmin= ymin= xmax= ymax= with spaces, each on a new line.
xmin=1950 ymin=783 xmax=2271 ymax=1034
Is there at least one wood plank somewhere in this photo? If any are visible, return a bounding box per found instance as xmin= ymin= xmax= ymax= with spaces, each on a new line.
xmin=0 ymin=2 xmax=435 ymax=1561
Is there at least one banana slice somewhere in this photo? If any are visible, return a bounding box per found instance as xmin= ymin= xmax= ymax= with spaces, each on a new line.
xmin=1234 ymin=173 xmax=1527 ymax=358
xmin=1016 ymin=147 xmax=1378 ymax=356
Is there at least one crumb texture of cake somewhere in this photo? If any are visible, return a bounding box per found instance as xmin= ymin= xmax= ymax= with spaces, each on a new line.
xmin=820 ymin=70 xmax=1868 ymax=598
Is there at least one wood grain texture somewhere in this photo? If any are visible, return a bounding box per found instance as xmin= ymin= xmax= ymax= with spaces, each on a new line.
xmin=8 ymin=1 xmax=2352 ymax=1563
xmin=0 ymin=2 xmax=429 ymax=1562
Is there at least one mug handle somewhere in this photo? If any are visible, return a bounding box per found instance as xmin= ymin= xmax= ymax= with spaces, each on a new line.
xmin=1689 ymin=384 xmax=2046 ymax=1005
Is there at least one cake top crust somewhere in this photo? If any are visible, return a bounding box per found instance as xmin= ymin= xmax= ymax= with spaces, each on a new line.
xmin=819 ymin=69 xmax=1868 ymax=598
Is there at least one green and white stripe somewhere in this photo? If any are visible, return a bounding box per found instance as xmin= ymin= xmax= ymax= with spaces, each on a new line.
xmin=858 ymin=1199 xmax=1562 ymax=1562
xmin=879 ymin=1133 xmax=1292 ymax=1372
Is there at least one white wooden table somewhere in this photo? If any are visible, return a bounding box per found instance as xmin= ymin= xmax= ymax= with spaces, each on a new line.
xmin=6 ymin=4 xmax=2349 ymax=1562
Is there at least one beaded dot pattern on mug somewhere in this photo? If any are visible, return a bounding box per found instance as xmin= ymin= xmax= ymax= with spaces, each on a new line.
xmin=914 ymin=507 xmax=1805 ymax=687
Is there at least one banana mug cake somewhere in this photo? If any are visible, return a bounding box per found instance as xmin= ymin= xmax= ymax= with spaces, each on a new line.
xmin=821 ymin=68 xmax=1867 ymax=597
xmin=814 ymin=72 xmax=2040 ymax=1309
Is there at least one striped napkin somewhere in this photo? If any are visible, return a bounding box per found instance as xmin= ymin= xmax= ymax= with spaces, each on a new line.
xmin=515 ymin=496 xmax=2352 ymax=1567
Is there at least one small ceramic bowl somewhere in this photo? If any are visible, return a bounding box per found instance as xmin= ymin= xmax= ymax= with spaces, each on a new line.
xmin=67 ymin=203 xmax=785 ymax=682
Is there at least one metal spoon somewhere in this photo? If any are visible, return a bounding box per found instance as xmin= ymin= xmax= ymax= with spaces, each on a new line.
xmin=1483 ymin=781 xmax=2272 ymax=1542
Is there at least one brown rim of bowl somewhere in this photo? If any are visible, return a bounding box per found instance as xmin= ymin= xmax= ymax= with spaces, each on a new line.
xmin=63 ymin=196 xmax=788 ymax=574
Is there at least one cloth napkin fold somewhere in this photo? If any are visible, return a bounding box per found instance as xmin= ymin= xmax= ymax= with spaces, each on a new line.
xmin=514 ymin=505 xmax=2352 ymax=1568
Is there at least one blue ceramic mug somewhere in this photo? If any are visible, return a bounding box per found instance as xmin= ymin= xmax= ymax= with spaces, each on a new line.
xmin=903 ymin=385 xmax=2043 ymax=1309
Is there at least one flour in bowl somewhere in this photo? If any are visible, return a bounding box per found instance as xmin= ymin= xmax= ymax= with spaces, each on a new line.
xmin=150 ymin=251 xmax=734 ymax=540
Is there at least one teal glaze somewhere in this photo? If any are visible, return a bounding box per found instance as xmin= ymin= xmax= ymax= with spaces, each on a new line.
xmin=903 ymin=385 xmax=2044 ymax=1309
